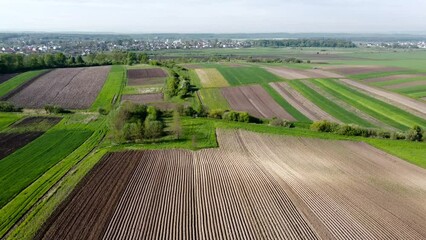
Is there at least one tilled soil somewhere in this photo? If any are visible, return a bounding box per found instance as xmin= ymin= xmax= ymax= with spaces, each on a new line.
xmin=363 ymin=74 xmax=426 ymax=83
xmin=7 ymin=66 xmax=110 ymax=109
xmin=221 ymin=84 xmax=295 ymax=120
xmin=385 ymin=80 xmax=426 ymax=90
xmin=0 ymin=132 xmax=43 ymax=159
xmin=127 ymin=69 xmax=167 ymax=86
xmin=121 ymin=93 xmax=164 ymax=104
xmin=0 ymin=73 xmax=18 ymax=84
xmin=323 ymin=66 xmax=403 ymax=75
xmin=270 ymin=82 xmax=340 ymax=122
xmin=37 ymin=129 xmax=426 ymax=240
xmin=265 ymin=67 xmax=342 ymax=79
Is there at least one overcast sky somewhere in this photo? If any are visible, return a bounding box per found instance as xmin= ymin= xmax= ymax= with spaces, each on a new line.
xmin=1 ymin=0 xmax=425 ymax=33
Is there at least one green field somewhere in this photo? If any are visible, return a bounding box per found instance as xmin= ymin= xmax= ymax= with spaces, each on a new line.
xmin=90 ymin=65 xmax=126 ymax=111
xmin=217 ymin=66 xmax=283 ymax=85
xmin=289 ymin=80 xmax=375 ymax=127
xmin=0 ymin=113 xmax=22 ymax=131
xmin=370 ymin=77 xmax=426 ymax=87
xmin=314 ymin=79 xmax=426 ymax=130
xmin=0 ymin=70 xmax=46 ymax=98
xmin=198 ymin=88 xmax=230 ymax=110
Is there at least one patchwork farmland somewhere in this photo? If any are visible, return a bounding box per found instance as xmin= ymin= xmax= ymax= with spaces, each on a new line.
xmin=194 ymin=68 xmax=229 ymax=88
xmin=37 ymin=130 xmax=426 ymax=240
xmin=221 ymin=85 xmax=295 ymax=120
xmin=6 ymin=66 xmax=111 ymax=109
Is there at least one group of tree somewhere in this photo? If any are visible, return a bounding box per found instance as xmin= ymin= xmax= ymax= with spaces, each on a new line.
xmin=310 ymin=120 xmax=424 ymax=141
xmin=111 ymin=102 xmax=165 ymax=143
xmin=251 ymin=39 xmax=357 ymax=48
xmin=0 ymin=51 xmax=149 ymax=73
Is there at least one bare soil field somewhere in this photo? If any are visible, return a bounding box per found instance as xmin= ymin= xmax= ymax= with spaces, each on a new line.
xmin=341 ymin=79 xmax=426 ymax=116
xmin=38 ymin=129 xmax=426 ymax=240
xmin=363 ymin=74 xmax=426 ymax=83
xmin=385 ymin=80 xmax=426 ymax=90
xmin=195 ymin=68 xmax=229 ymax=88
xmin=323 ymin=65 xmax=403 ymax=75
xmin=121 ymin=93 xmax=164 ymax=104
xmin=0 ymin=132 xmax=43 ymax=159
xmin=221 ymin=85 xmax=295 ymax=120
xmin=270 ymin=82 xmax=340 ymax=122
xmin=127 ymin=69 xmax=167 ymax=86
xmin=6 ymin=66 xmax=110 ymax=109
xmin=265 ymin=67 xmax=342 ymax=79
xmin=0 ymin=73 xmax=18 ymax=84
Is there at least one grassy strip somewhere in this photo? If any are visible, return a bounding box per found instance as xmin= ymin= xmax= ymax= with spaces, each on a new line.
xmin=289 ymin=80 xmax=375 ymax=127
xmin=372 ymin=77 xmax=426 ymax=87
xmin=217 ymin=66 xmax=282 ymax=86
xmin=394 ymin=85 xmax=426 ymax=94
xmin=316 ymin=79 xmax=426 ymax=130
xmin=189 ymin=69 xmax=202 ymax=88
xmin=90 ymin=65 xmax=126 ymax=111
xmin=0 ymin=113 xmax=22 ymax=131
xmin=198 ymin=88 xmax=230 ymax=110
xmin=0 ymin=70 xmax=46 ymax=98
xmin=0 ymin=129 xmax=92 ymax=208
xmin=350 ymin=70 xmax=416 ymax=80
xmin=408 ymin=91 xmax=426 ymax=98
xmin=0 ymin=126 xmax=106 ymax=239
xmin=261 ymin=83 xmax=310 ymax=122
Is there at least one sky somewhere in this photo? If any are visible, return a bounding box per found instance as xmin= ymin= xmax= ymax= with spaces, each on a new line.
xmin=1 ymin=0 xmax=425 ymax=33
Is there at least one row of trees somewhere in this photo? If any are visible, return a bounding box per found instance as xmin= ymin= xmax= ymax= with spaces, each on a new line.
xmin=0 ymin=51 xmax=150 ymax=73
xmin=252 ymin=39 xmax=357 ymax=48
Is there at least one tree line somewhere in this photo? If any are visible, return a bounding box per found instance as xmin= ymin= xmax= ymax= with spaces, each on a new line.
xmin=251 ymin=39 xmax=357 ymax=48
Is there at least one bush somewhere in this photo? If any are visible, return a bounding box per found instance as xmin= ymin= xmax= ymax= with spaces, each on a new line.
xmin=44 ymin=105 xmax=69 ymax=114
xmin=98 ymin=107 xmax=109 ymax=115
xmin=269 ymin=118 xmax=295 ymax=128
xmin=208 ymin=109 xmax=224 ymax=119
xmin=144 ymin=120 xmax=164 ymax=139
xmin=222 ymin=111 xmax=239 ymax=122
xmin=0 ymin=101 xmax=21 ymax=112
xmin=310 ymin=120 xmax=339 ymax=132
xmin=237 ymin=112 xmax=250 ymax=123
xmin=183 ymin=106 xmax=196 ymax=117
xmin=405 ymin=125 xmax=423 ymax=142
xmin=390 ymin=132 xmax=406 ymax=140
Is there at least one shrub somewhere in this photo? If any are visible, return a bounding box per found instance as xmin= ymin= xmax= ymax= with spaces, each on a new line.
xmin=183 ymin=106 xmax=196 ymax=117
xmin=44 ymin=105 xmax=69 ymax=114
xmin=0 ymin=101 xmax=21 ymax=112
xmin=98 ymin=107 xmax=109 ymax=115
xmin=269 ymin=118 xmax=295 ymax=128
xmin=237 ymin=112 xmax=250 ymax=123
xmin=405 ymin=125 xmax=423 ymax=142
xmin=223 ymin=111 xmax=239 ymax=122
xmin=310 ymin=120 xmax=338 ymax=132
xmin=208 ymin=109 xmax=224 ymax=119
xmin=144 ymin=120 xmax=164 ymax=139
xmin=390 ymin=132 xmax=406 ymax=140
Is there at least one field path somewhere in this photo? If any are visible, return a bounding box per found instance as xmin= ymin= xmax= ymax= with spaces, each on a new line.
xmin=341 ymin=79 xmax=426 ymax=118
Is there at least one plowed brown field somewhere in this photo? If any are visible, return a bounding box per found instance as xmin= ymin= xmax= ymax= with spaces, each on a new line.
xmin=37 ymin=130 xmax=426 ymax=240
xmin=265 ymin=67 xmax=342 ymax=79
xmin=0 ymin=73 xmax=18 ymax=84
xmin=6 ymin=66 xmax=110 ymax=109
xmin=127 ymin=69 xmax=167 ymax=86
xmin=323 ymin=66 xmax=403 ymax=75
xmin=0 ymin=132 xmax=43 ymax=159
xmin=221 ymin=85 xmax=295 ymax=120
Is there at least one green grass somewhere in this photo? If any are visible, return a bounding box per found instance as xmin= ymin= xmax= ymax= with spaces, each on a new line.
xmin=262 ymin=83 xmax=310 ymax=122
xmin=90 ymin=65 xmax=126 ymax=111
xmin=407 ymin=91 xmax=426 ymax=98
xmin=349 ymin=70 xmax=416 ymax=80
xmin=371 ymin=77 xmax=426 ymax=87
xmin=217 ymin=66 xmax=282 ymax=86
xmin=289 ymin=80 xmax=375 ymax=127
xmin=198 ymin=88 xmax=230 ymax=110
xmin=122 ymin=85 xmax=163 ymax=95
xmin=0 ymin=129 xmax=92 ymax=208
xmin=0 ymin=113 xmax=22 ymax=131
xmin=189 ymin=69 xmax=202 ymax=88
xmin=394 ymin=85 xmax=426 ymax=94
xmin=314 ymin=79 xmax=426 ymax=130
xmin=0 ymin=70 xmax=46 ymax=97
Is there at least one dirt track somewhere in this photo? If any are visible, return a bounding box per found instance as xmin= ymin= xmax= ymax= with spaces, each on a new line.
xmin=7 ymin=66 xmax=110 ymax=109
xmin=265 ymin=67 xmax=342 ymax=79
xmin=341 ymin=79 xmax=426 ymax=117
xmin=221 ymin=85 xmax=295 ymax=120
xmin=270 ymin=82 xmax=340 ymax=122
xmin=37 ymin=129 xmax=426 ymax=239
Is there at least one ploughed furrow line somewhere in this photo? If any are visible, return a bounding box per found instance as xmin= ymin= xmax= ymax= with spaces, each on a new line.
xmin=234 ymin=130 xmax=426 ymax=239
xmin=35 ymin=151 xmax=140 ymax=240
xmin=270 ymin=82 xmax=340 ymax=122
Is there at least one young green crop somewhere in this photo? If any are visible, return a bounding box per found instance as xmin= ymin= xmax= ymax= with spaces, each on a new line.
xmin=217 ymin=66 xmax=282 ymax=86
xmin=90 ymin=65 xmax=126 ymax=111
xmin=198 ymin=88 xmax=230 ymax=110
xmin=0 ymin=70 xmax=46 ymax=97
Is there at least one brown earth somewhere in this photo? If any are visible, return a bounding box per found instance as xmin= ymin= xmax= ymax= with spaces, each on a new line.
xmin=265 ymin=67 xmax=342 ymax=79
xmin=38 ymin=129 xmax=426 ymax=239
xmin=385 ymin=80 xmax=426 ymax=90
xmin=0 ymin=73 xmax=18 ymax=84
xmin=121 ymin=93 xmax=164 ymax=104
xmin=0 ymin=132 xmax=43 ymax=160
xmin=6 ymin=66 xmax=110 ymax=109
xmin=127 ymin=69 xmax=167 ymax=86
xmin=363 ymin=74 xmax=426 ymax=83
xmin=340 ymin=79 xmax=426 ymax=117
xmin=270 ymin=82 xmax=340 ymax=122
xmin=221 ymin=85 xmax=295 ymax=120
xmin=323 ymin=66 xmax=403 ymax=75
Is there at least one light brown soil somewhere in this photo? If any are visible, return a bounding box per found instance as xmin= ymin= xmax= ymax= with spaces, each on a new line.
xmin=127 ymin=69 xmax=167 ymax=86
xmin=121 ymin=93 xmax=164 ymax=104
xmin=265 ymin=67 xmax=342 ymax=79
xmin=270 ymin=82 xmax=340 ymax=122
xmin=221 ymin=84 xmax=295 ymax=120
xmin=385 ymin=80 xmax=426 ymax=90
xmin=341 ymin=79 xmax=426 ymax=117
xmin=363 ymin=74 xmax=426 ymax=83
xmin=7 ymin=66 xmax=110 ymax=109
xmin=38 ymin=129 xmax=426 ymax=239
xmin=323 ymin=66 xmax=403 ymax=75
